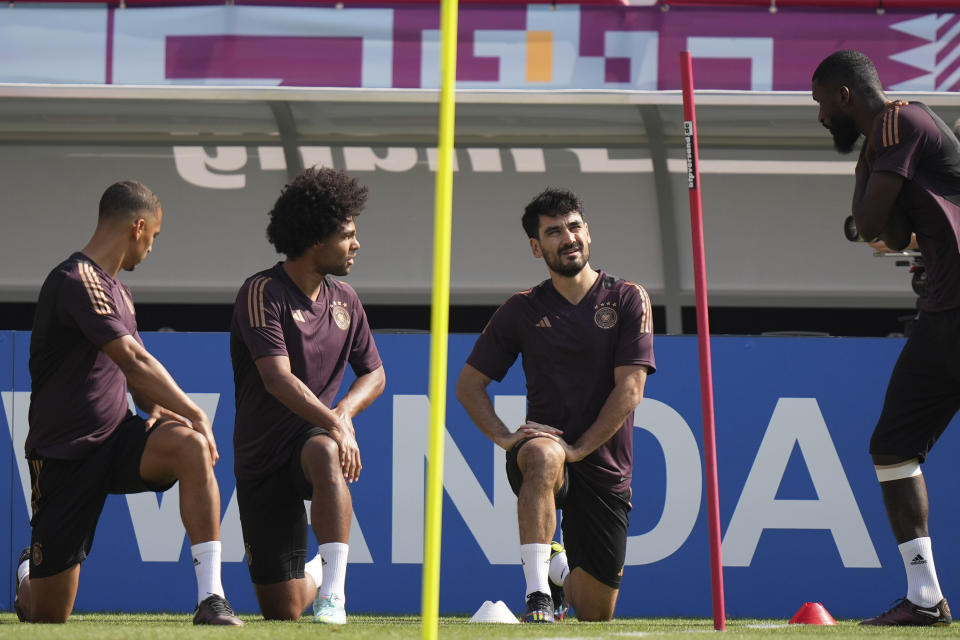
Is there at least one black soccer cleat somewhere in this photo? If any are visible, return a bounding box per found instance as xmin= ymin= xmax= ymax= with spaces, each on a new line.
xmin=13 ymin=547 xmax=30 ymax=622
xmin=193 ymin=594 xmax=244 ymax=626
xmin=522 ymin=591 xmax=555 ymax=623
xmin=860 ymin=597 xmax=951 ymax=626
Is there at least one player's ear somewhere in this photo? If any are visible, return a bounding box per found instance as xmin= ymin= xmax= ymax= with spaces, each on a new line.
xmin=530 ymin=236 xmax=543 ymax=258
xmin=838 ymin=85 xmax=851 ymax=107
xmin=132 ymin=218 xmax=145 ymax=239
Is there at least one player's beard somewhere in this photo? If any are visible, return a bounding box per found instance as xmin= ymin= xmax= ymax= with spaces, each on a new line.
xmin=827 ymin=112 xmax=861 ymax=154
xmin=317 ymin=254 xmax=354 ymax=277
xmin=545 ymin=241 xmax=589 ymax=277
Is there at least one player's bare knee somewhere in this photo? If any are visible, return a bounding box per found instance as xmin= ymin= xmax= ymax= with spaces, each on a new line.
xmin=302 ymin=435 xmax=340 ymax=477
xmin=304 ymin=434 xmax=339 ymax=462
xmin=260 ymin=603 xmax=301 ymax=621
xmin=517 ymin=438 xmax=564 ymax=475
xmin=29 ymin=607 xmax=71 ymax=624
xmin=167 ymin=429 xmax=212 ymax=473
xmin=150 ymin=422 xmax=206 ymax=459
xmin=569 ymin=593 xmax=616 ymax=622
xmin=576 ymin=607 xmax=614 ymax=622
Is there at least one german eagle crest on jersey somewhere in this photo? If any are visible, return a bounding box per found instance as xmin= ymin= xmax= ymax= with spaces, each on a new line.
xmin=594 ymin=302 xmax=618 ymax=329
xmin=331 ymin=301 xmax=351 ymax=330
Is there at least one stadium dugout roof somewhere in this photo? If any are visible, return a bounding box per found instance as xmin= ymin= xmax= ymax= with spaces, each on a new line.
xmin=2 ymin=83 xmax=959 ymax=146
xmin=0 ymin=85 xmax=816 ymax=146
xmin=2 ymin=85 xmax=960 ymax=331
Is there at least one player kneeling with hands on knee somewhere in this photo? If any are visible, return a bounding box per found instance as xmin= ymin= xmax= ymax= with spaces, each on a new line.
xmin=458 ymin=188 xmax=655 ymax=623
xmin=15 ymin=181 xmax=242 ymax=625
xmin=230 ymin=167 xmax=385 ymax=624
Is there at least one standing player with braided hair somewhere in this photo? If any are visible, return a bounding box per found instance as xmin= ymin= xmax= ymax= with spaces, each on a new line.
xmin=230 ymin=167 xmax=385 ymax=624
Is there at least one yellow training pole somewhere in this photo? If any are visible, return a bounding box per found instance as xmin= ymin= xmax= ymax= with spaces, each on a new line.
xmin=421 ymin=0 xmax=458 ymax=635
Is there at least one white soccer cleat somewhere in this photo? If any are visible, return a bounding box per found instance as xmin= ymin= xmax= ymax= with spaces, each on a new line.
xmin=313 ymin=593 xmax=347 ymax=625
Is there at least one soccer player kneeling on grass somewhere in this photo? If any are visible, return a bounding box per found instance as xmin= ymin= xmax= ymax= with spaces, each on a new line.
xmin=457 ymin=188 xmax=655 ymax=622
xmin=230 ymin=167 xmax=385 ymax=624
xmin=14 ymin=181 xmax=242 ymax=625
xmin=813 ymin=50 xmax=958 ymax=626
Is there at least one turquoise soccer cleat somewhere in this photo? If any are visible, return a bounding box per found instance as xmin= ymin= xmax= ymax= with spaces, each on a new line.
xmin=313 ymin=592 xmax=347 ymax=625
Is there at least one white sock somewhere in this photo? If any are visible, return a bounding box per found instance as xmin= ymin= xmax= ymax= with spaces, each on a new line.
xmin=304 ymin=551 xmax=324 ymax=591
xmin=317 ymin=542 xmax=349 ymax=602
xmin=191 ymin=541 xmax=225 ymax=604
xmin=520 ymin=543 xmax=551 ymax=598
xmin=900 ymin=537 xmax=943 ymax=607
xmin=548 ymin=547 xmax=569 ymax=587
xmin=17 ymin=557 xmax=29 ymax=587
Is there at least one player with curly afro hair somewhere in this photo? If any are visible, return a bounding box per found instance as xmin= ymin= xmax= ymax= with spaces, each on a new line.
xmin=266 ymin=167 xmax=369 ymax=259
xmin=230 ymin=165 xmax=384 ymax=625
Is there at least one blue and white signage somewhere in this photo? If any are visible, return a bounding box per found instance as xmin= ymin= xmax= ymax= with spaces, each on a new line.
xmin=2 ymin=332 xmax=958 ymax=619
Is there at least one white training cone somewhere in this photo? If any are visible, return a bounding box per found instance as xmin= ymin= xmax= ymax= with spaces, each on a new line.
xmin=470 ymin=600 xmax=519 ymax=623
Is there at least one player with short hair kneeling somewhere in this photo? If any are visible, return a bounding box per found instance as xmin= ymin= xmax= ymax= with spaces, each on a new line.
xmin=15 ymin=180 xmax=242 ymax=626
xmin=457 ymin=188 xmax=655 ymax=622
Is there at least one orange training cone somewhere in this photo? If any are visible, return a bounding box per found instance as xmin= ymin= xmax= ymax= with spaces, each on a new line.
xmin=789 ymin=602 xmax=837 ymax=625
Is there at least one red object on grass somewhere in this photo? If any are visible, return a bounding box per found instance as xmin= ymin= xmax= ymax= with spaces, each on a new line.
xmin=789 ymin=602 xmax=838 ymax=625
xmin=679 ymin=50 xmax=726 ymax=633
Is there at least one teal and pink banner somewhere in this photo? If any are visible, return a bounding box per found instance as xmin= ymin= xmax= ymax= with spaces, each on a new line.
xmin=0 ymin=4 xmax=955 ymax=90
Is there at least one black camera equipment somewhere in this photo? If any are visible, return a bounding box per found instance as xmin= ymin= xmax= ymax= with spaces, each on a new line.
xmin=844 ymin=215 xmax=924 ymax=334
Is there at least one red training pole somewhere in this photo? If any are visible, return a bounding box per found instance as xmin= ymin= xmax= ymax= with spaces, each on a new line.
xmin=680 ymin=50 xmax=726 ymax=632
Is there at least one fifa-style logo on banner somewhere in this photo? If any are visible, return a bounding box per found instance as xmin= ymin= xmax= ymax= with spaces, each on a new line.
xmin=331 ymin=301 xmax=351 ymax=330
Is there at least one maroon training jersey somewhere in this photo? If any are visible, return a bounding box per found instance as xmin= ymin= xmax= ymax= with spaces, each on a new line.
xmin=230 ymin=263 xmax=382 ymax=480
xmin=466 ymin=270 xmax=655 ymax=491
xmin=27 ymin=252 xmax=139 ymax=459
xmin=860 ymin=102 xmax=960 ymax=312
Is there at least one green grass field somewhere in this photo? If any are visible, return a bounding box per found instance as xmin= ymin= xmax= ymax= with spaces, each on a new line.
xmin=0 ymin=613 xmax=955 ymax=639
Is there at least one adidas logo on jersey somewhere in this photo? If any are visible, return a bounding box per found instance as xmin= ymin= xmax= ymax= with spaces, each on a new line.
xmin=292 ymin=309 xmax=306 ymax=323
xmin=536 ymin=316 xmax=552 ymax=328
